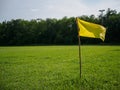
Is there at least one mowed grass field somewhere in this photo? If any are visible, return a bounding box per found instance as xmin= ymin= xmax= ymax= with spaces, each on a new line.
xmin=0 ymin=46 xmax=120 ymax=90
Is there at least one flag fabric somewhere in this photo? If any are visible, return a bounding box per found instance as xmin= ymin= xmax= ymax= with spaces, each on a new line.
xmin=76 ymin=18 xmax=106 ymax=41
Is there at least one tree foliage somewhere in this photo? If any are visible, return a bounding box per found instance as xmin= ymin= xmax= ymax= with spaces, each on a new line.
xmin=0 ymin=9 xmax=120 ymax=45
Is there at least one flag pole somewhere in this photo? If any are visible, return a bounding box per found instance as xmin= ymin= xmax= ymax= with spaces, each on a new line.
xmin=78 ymin=36 xmax=82 ymax=78
xmin=76 ymin=17 xmax=82 ymax=78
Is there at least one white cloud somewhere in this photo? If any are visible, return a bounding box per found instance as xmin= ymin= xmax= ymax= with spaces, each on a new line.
xmin=0 ymin=0 xmax=120 ymax=22
xmin=31 ymin=9 xmax=39 ymax=12
xmin=41 ymin=0 xmax=120 ymax=18
xmin=42 ymin=0 xmax=89 ymax=18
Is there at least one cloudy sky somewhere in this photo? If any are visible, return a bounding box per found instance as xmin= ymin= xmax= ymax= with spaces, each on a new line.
xmin=0 ymin=0 xmax=120 ymax=22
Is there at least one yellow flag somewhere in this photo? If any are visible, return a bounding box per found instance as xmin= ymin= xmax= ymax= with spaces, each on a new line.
xmin=76 ymin=18 xmax=106 ymax=41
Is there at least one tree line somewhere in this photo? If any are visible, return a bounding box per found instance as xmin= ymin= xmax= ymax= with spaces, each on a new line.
xmin=0 ymin=8 xmax=120 ymax=45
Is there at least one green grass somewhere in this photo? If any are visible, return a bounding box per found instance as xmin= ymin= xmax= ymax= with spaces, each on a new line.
xmin=0 ymin=46 xmax=120 ymax=90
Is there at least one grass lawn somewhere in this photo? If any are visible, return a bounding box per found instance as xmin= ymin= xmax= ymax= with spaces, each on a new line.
xmin=0 ymin=46 xmax=120 ymax=90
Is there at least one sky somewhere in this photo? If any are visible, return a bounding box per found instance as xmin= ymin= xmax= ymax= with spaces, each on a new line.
xmin=0 ymin=0 xmax=120 ymax=22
